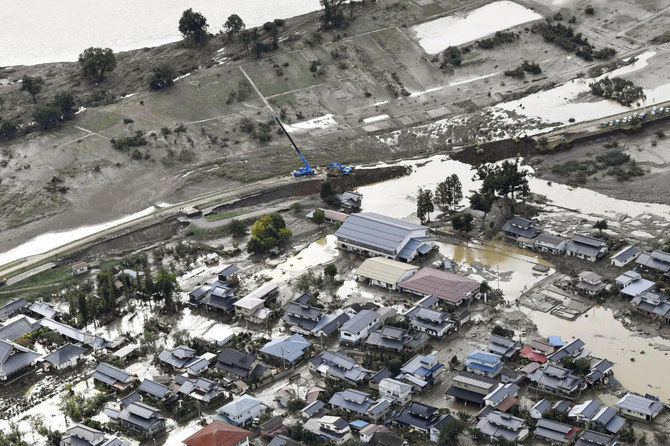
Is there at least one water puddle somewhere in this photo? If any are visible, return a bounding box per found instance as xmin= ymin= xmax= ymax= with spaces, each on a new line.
xmin=411 ymin=1 xmax=542 ymax=54
xmin=262 ymin=235 xmax=338 ymax=282
xmin=523 ymin=306 xmax=670 ymax=402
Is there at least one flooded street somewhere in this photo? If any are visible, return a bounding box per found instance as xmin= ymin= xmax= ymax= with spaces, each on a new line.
xmin=524 ymin=306 xmax=670 ymax=402
xmin=262 ymin=235 xmax=339 ymax=282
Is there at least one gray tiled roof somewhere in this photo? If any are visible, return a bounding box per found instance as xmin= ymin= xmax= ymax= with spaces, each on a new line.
xmin=43 ymin=343 xmax=86 ymax=367
xmin=0 ymin=339 xmax=40 ymax=377
xmin=335 ymin=212 xmax=427 ymax=254
xmin=340 ymin=310 xmax=378 ymax=334
xmin=0 ymin=316 xmax=40 ymax=341
xmin=139 ymin=379 xmax=170 ymax=398
xmin=0 ymin=298 xmax=29 ymax=319
xmin=615 ymin=393 xmax=663 ymax=416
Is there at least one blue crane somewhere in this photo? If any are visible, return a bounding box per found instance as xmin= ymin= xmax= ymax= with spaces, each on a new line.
xmin=273 ymin=116 xmax=315 ymax=177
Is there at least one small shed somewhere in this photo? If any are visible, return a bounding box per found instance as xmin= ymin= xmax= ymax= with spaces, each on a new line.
xmin=72 ymin=262 xmax=88 ymax=275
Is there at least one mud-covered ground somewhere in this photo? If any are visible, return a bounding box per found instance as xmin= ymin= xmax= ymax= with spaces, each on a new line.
xmin=3 ymin=0 xmax=670 ymax=258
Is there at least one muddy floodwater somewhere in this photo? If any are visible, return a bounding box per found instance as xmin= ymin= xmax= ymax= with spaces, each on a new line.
xmin=524 ymin=306 xmax=670 ymax=402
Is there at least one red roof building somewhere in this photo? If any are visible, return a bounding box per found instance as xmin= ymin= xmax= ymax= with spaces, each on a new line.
xmin=519 ymin=346 xmax=547 ymax=363
xmin=183 ymin=420 xmax=250 ymax=446
xmin=398 ymin=267 xmax=480 ymax=306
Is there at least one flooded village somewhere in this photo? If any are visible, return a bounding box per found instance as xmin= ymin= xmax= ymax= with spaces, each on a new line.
xmin=2 ymin=0 xmax=670 ymax=445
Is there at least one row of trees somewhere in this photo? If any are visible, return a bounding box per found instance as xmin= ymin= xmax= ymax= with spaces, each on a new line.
xmin=415 ymin=160 xmax=530 ymax=232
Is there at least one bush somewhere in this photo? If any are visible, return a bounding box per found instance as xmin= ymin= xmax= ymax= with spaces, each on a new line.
xmin=522 ymin=60 xmax=542 ymax=74
xmin=478 ymin=31 xmax=517 ymax=49
xmin=149 ymin=64 xmax=176 ymax=90
xmin=110 ymin=130 xmax=148 ymax=150
xmin=441 ymin=46 xmax=462 ymax=68
xmin=33 ymin=105 xmax=62 ymax=130
xmin=0 ymin=120 xmax=19 ymax=140
xmin=312 ymin=209 xmax=325 ymax=224
xmin=504 ymin=66 xmax=525 ymax=79
xmin=585 ymin=5 xmax=595 ymax=14
xmin=589 ymin=77 xmax=644 ymax=106
xmin=451 ymin=213 xmax=474 ymax=232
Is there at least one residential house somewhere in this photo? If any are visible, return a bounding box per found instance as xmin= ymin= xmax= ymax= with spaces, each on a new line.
xmin=0 ymin=339 xmax=40 ymax=381
xmin=0 ymin=315 xmax=40 ymax=342
xmin=284 ymin=297 xmax=324 ymax=334
xmin=585 ymin=359 xmax=613 ymax=385
xmin=535 ymin=233 xmax=568 ymax=255
xmin=465 ymin=350 xmax=503 ymax=378
xmin=333 ymin=191 xmax=363 ymax=212
xmin=397 ymin=354 xmax=444 ymax=392
xmin=569 ymin=400 xmax=602 ymax=424
xmin=360 ymin=425 xmax=388 ymax=443
xmin=533 ymin=418 xmax=580 ymax=444
xmin=610 ymin=246 xmax=640 ymax=267
xmin=529 ymin=364 xmax=586 ymax=398
xmin=304 ymin=416 xmax=352 ymax=445
xmin=615 ymin=393 xmax=663 ymax=421
xmin=369 ymin=431 xmax=408 ymax=446
xmin=590 ymin=406 xmax=626 ymax=434
xmin=43 ymin=343 xmax=87 ymax=371
xmin=178 ymin=377 xmax=226 ymax=405
xmin=576 ymin=271 xmax=607 ymax=295
xmin=234 ymin=282 xmax=278 ymax=323
xmin=334 ymin=212 xmax=433 ymax=262
xmin=29 ymin=301 xmax=57 ymax=320
xmin=356 ymin=257 xmax=418 ymax=290
xmin=139 ymin=379 xmax=171 ymax=401
xmin=617 ymin=272 xmax=655 ymax=298
xmin=92 ymin=363 xmax=137 ymax=392
xmin=0 ymin=298 xmax=29 ymax=322
xmin=339 ymin=310 xmax=379 ymax=344
xmin=630 ymin=290 xmax=670 ymax=323
xmin=159 ymin=346 xmax=210 ymax=375
xmin=301 ymin=400 xmax=327 ymax=419
xmin=405 ymin=304 xmax=454 ymax=337
xmin=309 ymin=351 xmax=371 ymax=385
xmin=445 ymin=371 xmax=499 ymax=407
xmin=398 ymin=268 xmax=480 ymax=306
xmin=636 ymin=249 xmax=670 ymax=273
xmin=553 ymin=400 xmax=573 ymax=415
xmin=61 ymin=423 xmax=130 ymax=446
xmin=259 ymin=334 xmax=310 ymax=366
xmin=199 ymin=283 xmax=237 ymax=314
xmin=501 ymin=217 xmax=542 ymax=241
xmin=487 ymin=335 xmax=520 ymax=358
xmin=118 ymin=402 xmax=166 ymax=436
xmin=566 ymin=235 xmax=608 ymax=262
xmin=121 ymin=392 xmax=141 ymax=408
xmin=475 ymin=410 xmax=530 ymax=442
xmin=378 ymin=378 xmax=413 ymax=405
xmin=369 ymin=368 xmax=393 ymax=391
xmin=483 ymin=383 xmax=520 ymax=412
xmin=575 ymin=430 xmax=618 ymax=446
xmin=71 ymin=262 xmax=88 ymax=275
xmin=268 ymin=436 xmax=307 ymax=446
xmin=40 ymin=318 xmax=109 ymax=349
xmin=530 ymin=399 xmax=552 ymax=419
xmin=216 ymin=348 xmax=267 ymax=380
xmin=260 ymin=416 xmax=284 ymax=437
xmin=307 ymin=208 xmax=350 ymax=223
xmin=217 ymin=264 xmax=239 ymax=283
xmin=217 ymin=394 xmax=265 ymax=426
xmin=519 ymin=342 xmax=550 ymax=364
xmin=392 ymin=402 xmax=452 ymax=441
xmin=328 ymin=389 xmax=391 ymax=422
xmin=183 ymin=420 xmax=250 ymax=446
xmin=547 ymin=339 xmax=588 ymax=363
xmin=366 ymin=326 xmax=428 ymax=353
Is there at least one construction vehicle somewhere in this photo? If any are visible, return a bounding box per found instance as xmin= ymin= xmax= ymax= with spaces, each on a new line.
xmin=514 ymin=131 xmax=528 ymax=143
xmin=327 ymin=162 xmax=353 ymax=176
xmin=474 ymin=137 xmax=483 ymax=154
xmin=273 ymin=116 xmax=315 ymax=177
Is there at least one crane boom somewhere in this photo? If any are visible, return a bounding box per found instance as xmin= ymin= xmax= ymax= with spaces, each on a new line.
xmin=273 ymin=116 xmax=313 ymax=173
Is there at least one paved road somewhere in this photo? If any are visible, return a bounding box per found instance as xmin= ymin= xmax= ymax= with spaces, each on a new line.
xmin=4 ymin=262 xmax=56 ymax=286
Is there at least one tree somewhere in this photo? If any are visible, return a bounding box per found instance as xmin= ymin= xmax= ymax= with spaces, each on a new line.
xmin=227 ymin=219 xmax=246 ymax=237
xmin=0 ymin=120 xmax=19 ymax=141
xmin=224 ymin=14 xmax=245 ymax=37
xmin=435 ymin=181 xmax=450 ymax=214
xmin=320 ymin=182 xmax=334 ymax=202
xmin=469 ymin=191 xmax=494 ymax=230
xmin=33 ymin=105 xmax=62 ymax=130
xmin=594 ymin=219 xmax=608 ymax=235
xmin=451 ymin=213 xmax=474 ymax=232
xmin=149 ymin=64 xmax=175 ymax=90
xmin=247 ymin=213 xmax=290 ymax=254
xmin=20 ymin=75 xmax=44 ymax=103
xmin=179 ymin=9 xmax=209 ymax=45
xmin=441 ymin=46 xmax=462 ymax=68
xmin=324 ymin=263 xmax=337 ymax=281
xmin=388 ymin=358 xmax=403 ymax=374
xmin=320 ymin=0 xmax=346 ymax=29
xmin=435 ymin=174 xmax=463 ymax=212
xmin=155 ymin=267 xmax=178 ymax=311
xmin=53 ymin=91 xmax=76 ymax=120
xmin=416 ymin=188 xmax=434 ymax=223
xmin=473 ymin=159 xmax=529 ymax=217
xmin=309 ymin=60 xmax=319 ymax=74
xmin=438 ymin=418 xmax=465 ymax=446
xmin=312 ymin=209 xmax=325 ymax=225
xmin=77 ymin=293 xmax=88 ymax=325
xmin=78 ymin=47 xmax=116 ymax=81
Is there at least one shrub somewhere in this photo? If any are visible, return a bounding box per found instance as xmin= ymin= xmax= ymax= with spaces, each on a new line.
xmin=149 ymin=64 xmax=176 ymax=90
xmin=441 ymin=46 xmax=462 ymax=67
xmin=110 ymin=130 xmax=148 ymax=150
